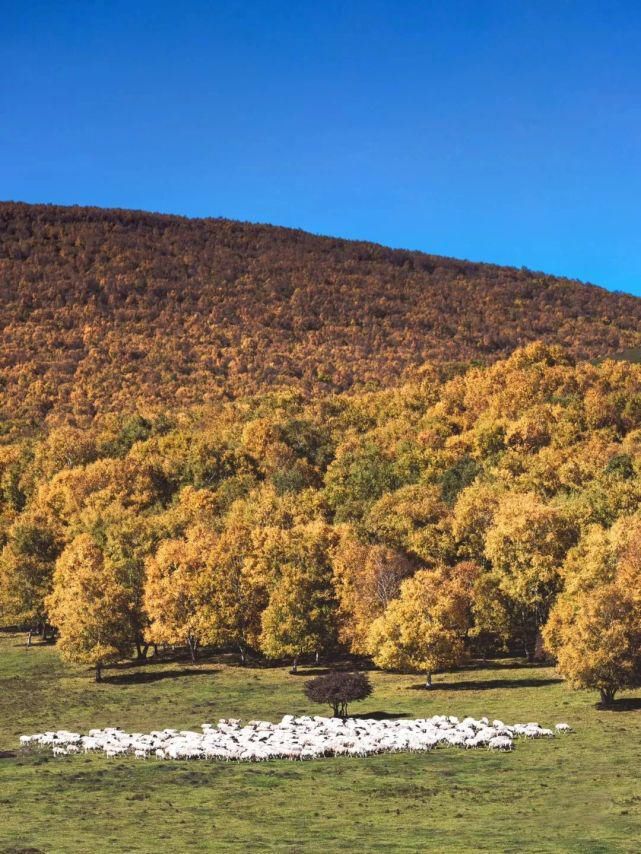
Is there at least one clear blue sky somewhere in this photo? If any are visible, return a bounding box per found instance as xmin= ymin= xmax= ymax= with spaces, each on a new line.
xmin=2 ymin=1 xmax=640 ymax=293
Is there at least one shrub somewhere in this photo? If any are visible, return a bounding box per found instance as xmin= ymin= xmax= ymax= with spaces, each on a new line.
xmin=304 ymin=670 xmax=373 ymax=717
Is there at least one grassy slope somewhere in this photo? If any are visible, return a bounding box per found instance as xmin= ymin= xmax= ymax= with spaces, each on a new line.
xmin=1 ymin=632 xmax=641 ymax=853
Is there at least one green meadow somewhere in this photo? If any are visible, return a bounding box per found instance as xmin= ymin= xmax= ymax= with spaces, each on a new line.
xmin=2 ymin=631 xmax=641 ymax=853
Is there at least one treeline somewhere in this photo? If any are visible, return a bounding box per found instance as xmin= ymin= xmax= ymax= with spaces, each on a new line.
xmin=3 ymin=343 xmax=641 ymax=700
xmin=3 ymin=202 xmax=641 ymax=433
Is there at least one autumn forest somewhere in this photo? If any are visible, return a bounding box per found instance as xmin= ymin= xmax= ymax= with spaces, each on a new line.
xmin=3 ymin=202 xmax=641 ymax=436
xmin=2 ymin=213 xmax=641 ymax=707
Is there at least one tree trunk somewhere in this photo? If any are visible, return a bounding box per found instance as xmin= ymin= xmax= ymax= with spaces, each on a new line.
xmin=26 ymin=630 xmax=32 ymax=648
xmin=533 ymin=629 xmax=546 ymax=662
xmin=135 ymin=642 xmax=149 ymax=661
xmin=315 ymin=650 xmax=320 ymax=665
xmin=600 ymin=687 xmax=616 ymax=706
xmin=238 ymin=644 xmax=246 ymax=665
xmin=523 ymin=625 xmax=542 ymax=663
xmin=152 ymin=643 xmax=159 ymax=657
xmin=95 ymin=661 xmax=103 ymax=683
xmin=425 ymin=672 xmax=432 ymax=688
xmin=187 ymin=636 xmax=198 ymax=663
xmin=291 ymin=654 xmax=299 ymax=674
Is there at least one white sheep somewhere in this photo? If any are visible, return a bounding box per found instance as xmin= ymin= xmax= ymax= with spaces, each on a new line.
xmin=18 ymin=714 xmax=569 ymax=763
xmin=488 ymin=736 xmax=513 ymax=751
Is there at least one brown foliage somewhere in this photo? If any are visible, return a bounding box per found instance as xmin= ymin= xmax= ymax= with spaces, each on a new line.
xmin=2 ymin=202 xmax=641 ymax=432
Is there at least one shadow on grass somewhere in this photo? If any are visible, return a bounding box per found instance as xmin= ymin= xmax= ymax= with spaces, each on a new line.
xmin=350 ymin=711 xmax=411 ymax=720
xmin=105 ymin=668 xmax=219 ymax=685
xmin=408 ymin=677 xmax=563 ymax=692
xmin=107 ymin=647 xmax=236 ymax=670
xmin=597 ymin=697 xmax=641 ymax=712
xmin=133 ymin=649 xmax=278 ymax=670
xmin=463 ymin=659 xmax=551 ymax=671
xmin=291 ymin=668 xmax=341 ymax=677
xmin=290 ymin=661 xmax=376 ymax=678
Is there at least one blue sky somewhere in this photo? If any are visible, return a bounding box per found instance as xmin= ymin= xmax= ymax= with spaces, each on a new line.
xmin=2 ymin=1 xmax=640 ymax=294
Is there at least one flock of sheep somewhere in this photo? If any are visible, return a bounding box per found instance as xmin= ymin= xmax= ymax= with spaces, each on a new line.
xmin=19 ymin=714 xmax=573 ymax=761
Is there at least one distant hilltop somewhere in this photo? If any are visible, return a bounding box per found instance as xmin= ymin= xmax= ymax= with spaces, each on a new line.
xmin=1 ymin=201 xmax=640 ymax=426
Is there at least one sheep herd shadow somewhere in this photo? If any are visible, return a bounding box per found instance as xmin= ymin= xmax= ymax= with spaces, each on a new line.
xmin=348 ymin=710 xmax=411 ymax=720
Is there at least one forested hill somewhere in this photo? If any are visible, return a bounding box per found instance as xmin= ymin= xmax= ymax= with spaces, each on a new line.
xmin=2 ymin=201 xmax=641 ymax=428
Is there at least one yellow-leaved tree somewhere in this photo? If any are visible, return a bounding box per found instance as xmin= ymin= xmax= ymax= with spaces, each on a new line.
xmin=364 ymin=484 xmax=454 ymax=565
xmin=259 ymin=521 xmax=337 ymax=672
xmin=543 ymin=522 xmax=641 ymax=705
xmin=198 ymin=525 xmax=266 ymax=663
xmin=368 ymin=563 xmax=476 ymax=687
xmin=331 ymin=526 xmax=412 ymax=654
xmin=81 ymin=504 xmax=160 ymax=661
xmin=0 ymin=509 xmax=65 ymax=633
xmin=45 ymin=534 xmax=132 ymax=681
xmin=143 ymin=526 xmax=213 ymax=662
xmin=482 ymin=492 xmax=576 ymax=660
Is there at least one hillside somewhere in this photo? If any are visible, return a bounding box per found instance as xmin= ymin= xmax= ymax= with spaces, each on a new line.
xmin=2 ymin=201 xmax=641 ymax=428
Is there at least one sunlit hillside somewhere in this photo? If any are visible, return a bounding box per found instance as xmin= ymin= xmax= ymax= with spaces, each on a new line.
xmin=2 ymin=202 xmax=641 ymax=431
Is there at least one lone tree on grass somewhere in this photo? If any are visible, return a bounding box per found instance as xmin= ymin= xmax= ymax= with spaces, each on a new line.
xmin=304 ymin=670 xmax=372 ymax=718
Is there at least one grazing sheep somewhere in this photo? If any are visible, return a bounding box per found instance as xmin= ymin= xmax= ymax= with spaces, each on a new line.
xmin=19 ymin=714 xmax=571 ymax=763
xmin=488 ymin=736 xmax=513 ymax=751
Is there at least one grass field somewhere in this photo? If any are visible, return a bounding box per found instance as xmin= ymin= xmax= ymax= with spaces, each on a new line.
xmin=2 ymin=631 xmax=641 ymax=853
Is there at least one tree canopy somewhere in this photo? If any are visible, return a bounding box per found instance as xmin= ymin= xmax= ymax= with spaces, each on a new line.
xmin=304 ymin=671 xmax=373 ymax=718
xmin=3 ymin=342 xmax=641 ymax=696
